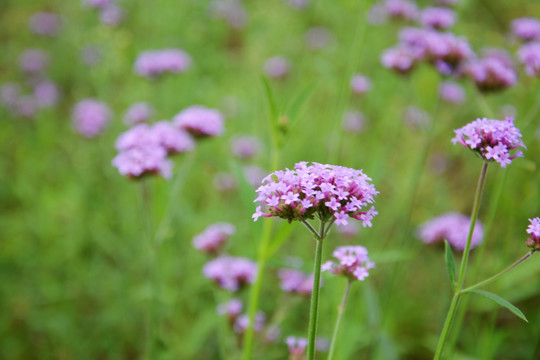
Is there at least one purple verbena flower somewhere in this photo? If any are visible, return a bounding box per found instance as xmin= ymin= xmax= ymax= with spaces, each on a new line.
xmin=193 ymin=222 xmax=235 ymax=255
xmin=231 ymin=135 xmax=262 ymax=159
xmin=420 ymin=7 xmax=456 ymax=30
xmin=439 ymin=81 xmax=465 ymax=104
xmin=203 ymin=256 xmax=257 ymax=292
xmin=350 ymin=74 xmax=372 ymax=95
xmin=467 ymin=56 xmax=517 ymax=93
xmin=72 ymin=99 xmax=111 ymax=138
xmin=123 ymin=102 xmax=154 ymax=125
xmin=526 ymin=217 xmax=540 ymax=251
xmin=19 ymin=49 xmax=49 ymax=74
xmin=173 ymin=105 xmax=225 ymax=138
xmin=417 ymin=212 xmax=484 ymax=250
xmin=518 ymin=42 xmax=540 ymax=77
xmin=452 ymin=117 xmax=525 ymax=167
xmin=217 ymin=298 xmax=243 ymax=324
xmin=511 ymin=17 xmax=540 ymax=42
xmin=286 ymin=336 xmax=308 ymax=358
xmin=381 ymin=45 xmax=418 ymax=74
xmin=322 ymin=245 xmax=375 ymax=281
xmin=112 ymin=145 xmax=172 ymax=179
xmin=384 ymin=0 xmax=418 ymax=21
xmin=134 ymin=49 xmax=192 ymax=78
xmin=34 ymin=81 xmax=60 ymax=108
xmin=278 ymin=269 xmax=315 ymax=296
xmin=14 ymin=96 xmax=38 ymax=119
xmin=264 ymin=56 xmax=290 ymax=79
xmin=100 ymin=4 xmax=124 ymax=26
xmin=152 ymin=121 xmax=195 ymax=155
xmin=29 ymin=12 xmax=61 ymax=37
xmin=208 ymin=0 xmax=248 ymax=29
xmin=342 ymin=110 xmax=366 ymax=134
xmin=253 ymin=162 xmax=378 ymax=227
xmin=234 ymin=311 xmax=265 ymax=334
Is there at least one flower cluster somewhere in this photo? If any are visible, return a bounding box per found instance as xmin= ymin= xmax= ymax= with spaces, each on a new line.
xmin=230 ymin=135 xmax=262 ymax=159
xmin=264 ymin=56 xmax=290 ymax=79
xmin=82 ymin=0 xmax=124 ymax=26
xmin=112 ymin=122 xmax=194 ymax=179
xmin=417 ymin=212 xmax=484 ymax=250
xmin=208 ymin=0 xmax=248 ymax=29
xmin=253 ymin=162 xmax=378 ymax=227
xmin=286 ymin=336 xmax=308 ymax=358
xmin=203 ymin=256 xmax=257 ymax=292
xmin=526 ymin=217 xmax=540 ymax=251
xmin=19 ymin=49 xmax=49 ymax=74
xmin=29 ymin=12 xmax=61 ymax=37
xmin=123 ymin=102 xmax=154 ymax=125
xmin=216 ymin=298 xmax=243 ymax=324
xmin=234 ymin=311 xmax=266 ymax=335
xmin=350 ymin=74 xmax=372 ymax=95
xmin=384 ymin=0 xmax=418 ymax=21
xmin=193 ymin=222 xmax=235 ymax=255
xmin=420 ymin=7 xmax=456 ymax=30
xmin=518 ymin=42 xmax=540 ymax=77
xmin=72 ymin=99 xmax=111 ymax=138
xmin=134 ymin=49 xmax=192 ymax=78
xmin=467 ymin=56 xmax=517 ymax=92
xmin=322 ymin=245 xmax=375 ymax=281
xmin=439 ymin=81 xmax=465 ymax=104
xmin=511 ymin=17 xmax=540 ymax=42
xmin=451 ymin=117 xmax=525 ymax=167
xmin=173 ymin=105 xmax=225 ymax=138
xmin=277 ymin=269 xmax=314 ymax=296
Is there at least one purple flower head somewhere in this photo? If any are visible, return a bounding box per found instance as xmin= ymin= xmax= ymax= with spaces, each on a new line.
xmin=231 ymin=135 xmax=262 ymax=159
xmin=264 ymin=56 xmax=290 ymax=79
xmin=112 ymin=145 xmax=172 ymax=179
xmin=384 ymin=0 xmax=418 ymax=21
xmin=81 ymin=45 xmax=102 ymax=67
xmin=193 ymin=222 xmax=235 ymax=255
xmin=403 ymin=105 xmax=431 ymax=132
xmin=203 ymin=256 xmax=257 ymax=292
xmin=350 ymin=74 xmax=372 ymax=95
xmin=29 ymin=12 xmax=61 ymax=37
xmin=452 ymin=117 xmax=525 ymax=167
xmin=518 ymin=42 xmax=540 ymax=77
xmin=305 ymin=27 xmax=332 ymax=50
xmin=123 ymin=102 xmax=154 ymax=125
xmin=100 ymin=4 xmax=124 ymax=26
xmin=34 ymin=81 xmax=60 ymax=108
xmin=278 ymin=269 xmax=315 ymax=296
xmin=511 ymin=17 xmax=540 ymax=42
xmin=1 ymin=82 xmax=21 ymax=108
xmin=436 ymin=0 xmax=458 ymax=6
xmin=253 ymin=162 xmax=378 ymax=227
xmin=322 ymin=245 xmax=375 ymax=281
xmin=243 ymin=165 xmax=266 ymax=187
xmin=115 ymin=124 xmax=158 ymax=151
xmin=173 ymin=105 xmax=225 ymax=138
xmin=72 ymin=99 xmax=111 ymax=138
xmin=342 ymin=110 xmax=366 ymax=134
xmin=526 ymin=217 xmax=540 ymax=251
xmin=417 ymin=212 xmax=484 ymax=250
xmin=439 ymin=81 xmax=465 ymax=104
xmin=467 ymin=56 xmax=517 ymax=93
xmin=217 ymin=298 xmax=243 ymax=324
xmin=82 ymin=0 xmax=113 ymax=9
xmin=134 ymin=49 xmax=192 ymax=78
xmin=208 ymin=0 xmax=248 ymax=29
xmin=234 ymin=311 xmax=265 ymax=334
xmin=14 ymin=96 xmax=38 ymax=119
xmin=19 ymin=49 xmax=49 ymax=74
xmin=286 ymin=336 xmax=308 ymax=358
xmin=420 ymin=7 xmax=456 ymax=30
xmin=151 ymin=121 xmax=195 ymax=155
xmin=381 ymin=45 xmax=418 ymax=74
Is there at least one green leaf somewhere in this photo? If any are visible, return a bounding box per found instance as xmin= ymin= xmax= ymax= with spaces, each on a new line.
xmin=286 ymin=81 xmax=318 ymax=129
xmin=467 ymin=289 xmax=528 ymax=322
xmin=444 ymin=240 xmax=456 ymax=289
xmin=260 ymin=76 xmax=279 ymax=130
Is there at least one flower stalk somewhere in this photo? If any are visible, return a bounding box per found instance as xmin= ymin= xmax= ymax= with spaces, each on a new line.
xmin=327 ymin=279 xmax=353 ymax=360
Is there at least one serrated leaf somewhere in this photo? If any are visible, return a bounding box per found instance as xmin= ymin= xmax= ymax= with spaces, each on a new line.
xmin=444 ymin=240 xmax=456 ymax=289
xmin=467 ymin=289 xmax=528 ymax=322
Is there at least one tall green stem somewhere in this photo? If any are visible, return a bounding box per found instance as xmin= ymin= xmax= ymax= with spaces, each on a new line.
xmin=327 ymin=279 xmax=352 ymax=360
xmin=433 ymin=161 xmax=489 ymax=360
xmin=307 ymin=219 xmax=327 ymax=360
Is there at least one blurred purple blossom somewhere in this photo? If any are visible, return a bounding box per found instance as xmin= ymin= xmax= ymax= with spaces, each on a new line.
xmin=29 ymin=12 xmax=62 ymax=37
xmin=335 ymin=220 xmax=360 ymax=238
xmin=214 ymin=172 xmax=237 ymax=192
xmin=1 ymin=83 xmax=21 ymax=108
xmin=467 ymin=56 xmax=517 ymax=92
xmin=384 ymin=0 xmax=418 ymax=21
xmin=82 ymin=0 xmax=113 ymax=9
xmin=173 ymin=105 xmax=225 ymax=138
xmin=134 ymin=49 xmax=192 ymax=78
xmin=342 ymin=110 xmax=366 ymax=134
xmin=14 ymin=96 xmax=38 ymax=119
xmin=417 ymin=212 xmax=483 ymax=250
xmin=208 ymin=0 xmax=248 ymax=29
xmin=381 ymin=45 xmax=418 ymax=74
xmin=278 ymin=269 xmax=314 ymax=296
xmin=264 ymin=56 xmax=290 ymax=79
xmin=420 ymin=7 xmax=456 ymax=30
xmin=72 ymin=99 xmax=111 ymax=138
xmin=123 ymin=102 xmax=154 ymax=125
xmin=518 ymin=42 xmax=540 ymax=77
xmin=511 ymin=17 xmax=540 ymax=42
xmin=81 ymin=45 xmax=102 ymax=67
xmin=231 ymin=135 xmax=261 ymax=159
xmin=243 ymin=165 xmax=266 ymax=187
xmin=19 ymin=49 xmax=49 ymax=74
xmin=203 ymin=255 xmax=257 ymax=292
xmin=99 ymin=4 xmax=124 ymax=26
xmin=217 ymin=298 xmax=243 ymax=323
xmin=438 ymin=81 xmax=465 ymax=104
xmin=34 ymin=81 xmax=60 ymax=108
xmin=350 ymin=74 xmax=372 ymax=95
xmin=193 ymin=222 xmax=235 ymax=255
xmin=403 ymin=105 xmax=431 ymax=132
xmin=234 ymin=311 xmax=265 ymax=334
xmin=526 ymin=217 xmax=540 ymax=251
xmin=112 ymin=146 xmax=172 ymax=179
xmin=286 ymin=336 xmax=308 ymax=358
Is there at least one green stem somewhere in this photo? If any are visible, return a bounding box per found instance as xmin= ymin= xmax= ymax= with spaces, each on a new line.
xmin=327 ymin=279 xmax=353 ymax=360
xmin=307 ymin=221 xmax=326 ymax=360
xmin=433 ymin=293 xmax=461 ymax=360
xmin=462 ymin=252 xmax=532 ymax=293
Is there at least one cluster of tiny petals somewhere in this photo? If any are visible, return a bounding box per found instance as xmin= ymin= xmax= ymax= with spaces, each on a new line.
xmin=417 ymin=212 xmax=484 ymax=250
xmin=123 ymin=102 xmax=154 ymax=125
xmin=253 ymin=162 xmax=378 ymax=227
xmin=277 ymin=269 xmax=315 ymax=296
xmin=322 ymin=246 xmax=374 ymax=281
xmin=350 ymin=74 xmax=372 ymax=94
xmin=234 ymin=311 xmax=265 ymax=335
xmin=451 ymin=117 xmax=525 ymax=168
xmin=173 ymin=105 xmax=225 ymax=138
xmin=526 ymin=217 xmax=540 ymax=251
xmin=286 ymin=336 xmax=308 ymax=357
xmin=384 ymin=0 xmax=418 ymax=21
xmin=467 ymin=56 xmax=517 ymax=92
xmin=420 ymin=7 xmax=456 ymax=30
xmin=72 ymin=99 xmax=111 ymax=138
xmin=134 ymin=49 xmax=192 ymax=78
xmin=518 ymin=42 xmax=540 ymax=77
xmin=511 ymin=17 xmax=540 ymax=42
xmin=29 ymin=12 xmax=61 ymax=37
xmin=439 ymin=81 xmax=465 ymax=104
xmin=202 ymin=256 xmax=257 ymax=292
xmin=193 ymin=222 xmax=235 ymax=255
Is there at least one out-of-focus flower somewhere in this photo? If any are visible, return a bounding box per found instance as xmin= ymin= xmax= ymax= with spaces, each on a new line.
xmin=243 ymin=165 xmax=266 ymax=187
xmin=439 ymin=81 xmax=465 ymax=104
xmin=34 ymin=81 xmax=59 ymax=108
xmin=100 ymin=4 xmax=124 ymax=26
xmin=286 ymin=336 xmax=308 ymax=358
xmin=417 ymin=212 xmax=484 ymax=250
xmin=278 ymin=269 xmax=314 ymax=296
xmin=72 ymin=99 xmax=111 ymax=138
xmin=29 ymin=12 xmax=61 ymax=36
xmin=234 ymin=311 xmax=265 ymax=334
xmin=403 ymin=105 xmax=431 ymax=132
xmin=518 ymin=42 xmax=540 ymax=77
xmin=467 ymin=56 xmax=517 ymax=92
xmin=151 ymin=121 xmax=195 ymax=155
xmin=511 ymin=17 xmax=540 ymax=42
xmin=322 ymin=245 xmax=375 ymax=281
xmin=123 ymin=102 xmax=154 ymax=125
xmin=384 ymin=0 xmax=418 ymax=21
xmin=112 ymin=145 xmax=172 ymax=179
xmin=381 ymin=45 xmax=418 ymax=74
xmin=1 ymin=83 xmax=21 ymax=108
xmin=253 ymin=162 xmax=378 ymax=227
xmin=81 ymin=45 xmax=102 ymax=66
xmin=134 ymin=49 xmax=192 ymax=78
xmin=208 ymin=0 xmax=248 ymax=29
xmin=264 ymin=56 xmax=290 ymax=79
xmin=526 ymin=217 xmax=540 ymax=251
xmin=203 ymin=256 xmax=257 ymax=292
xmin=217 ymin=298 xmax=243 ymax=323
xmin=342 ymin=110 xmax=366 ymax=134
xmin=452 ymin=117 xmax=525 ymax=167
xmin=173 ymin=105 xmax=225 ymax=138
xmin=231 ymin=135 xmax=262 ymax=159
xmin=19 ymin=49 xmax=49 ymax=74
xmin=420 ymin=7 xmax=456 ymax=30
xmin=193 ymin=222 xmax=235 ymax=255
xmin=305 ymin=27 xmax=332 ymax=50
xmin=14 ymin=96 xmax=38 ymax=119
xmin=350 ymin=74 xmax=372 ymax=95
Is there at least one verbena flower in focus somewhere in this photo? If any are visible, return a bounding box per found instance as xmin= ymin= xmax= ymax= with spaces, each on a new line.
xmin=134 ymin=49 xmax=192 ymax=78
xmin=526 ymin=217 xmax=540 ymax=252
xmin=203 ymin=256 xmax=257 ymax=292
xmin=193 ymin=222 xmax=235 ymax=255
xmin=173 ymin=105 xmax=225 ymax=138
xmin=417 ymin=212 xmax=484 ymax=250
xmin=252 ymin=162 xmax=378 ymax=227
xmin=322 ymin=245 xmax=375 ymax=281
xmin=451 ymin=117 xmax=525 ymax=167
xmin=72 ymin=99 xmax=111 ymax=138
